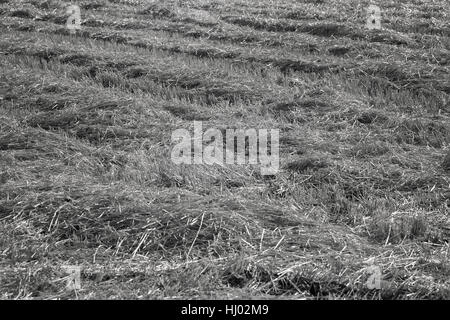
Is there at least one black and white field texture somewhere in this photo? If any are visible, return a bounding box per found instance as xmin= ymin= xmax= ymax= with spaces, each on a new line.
xmin=0 ymin=0 xmax=449 ymax=299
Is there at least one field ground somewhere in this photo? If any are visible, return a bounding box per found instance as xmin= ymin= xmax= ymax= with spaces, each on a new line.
xmin=0 ymin=0 xmax=449 ymax=299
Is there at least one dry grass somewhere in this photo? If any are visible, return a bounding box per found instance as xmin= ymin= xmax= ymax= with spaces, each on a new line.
xmin=0 ymin=0 xmax=449 ymax=300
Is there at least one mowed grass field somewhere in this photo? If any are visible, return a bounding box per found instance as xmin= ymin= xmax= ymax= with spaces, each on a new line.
xmin=0 ymin=0 xmax=449 ymax=299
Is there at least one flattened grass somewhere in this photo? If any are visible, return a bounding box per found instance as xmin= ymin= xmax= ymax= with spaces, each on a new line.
xmin=0 ymin=0 xmax=449 ymax=300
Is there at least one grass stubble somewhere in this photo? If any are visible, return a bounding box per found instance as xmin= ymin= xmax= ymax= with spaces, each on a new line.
xmin=0 ymin=0 xmax=449 ymax=299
